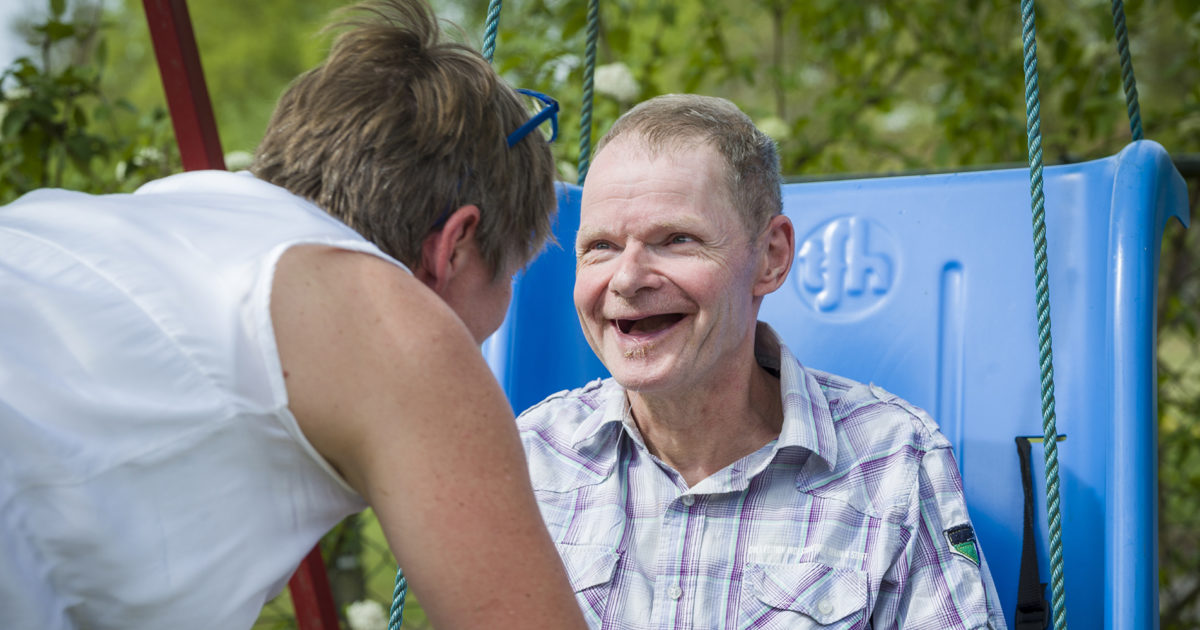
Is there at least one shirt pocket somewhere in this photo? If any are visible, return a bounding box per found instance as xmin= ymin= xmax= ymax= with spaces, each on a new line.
xmin=556 ymin=543 xmax=620 ymax=626
xmin=557 ymin=543 xmax=620 ymax=592
xmin=740 ymin=562 xmax=869 ymax=629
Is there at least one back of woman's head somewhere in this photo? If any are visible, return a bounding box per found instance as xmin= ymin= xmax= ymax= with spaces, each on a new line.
xmin=253 ymin=0 xmax=556 ymax=274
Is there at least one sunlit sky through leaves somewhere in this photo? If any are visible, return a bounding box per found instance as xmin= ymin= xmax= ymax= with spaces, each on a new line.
xmin=0 ymin=1 xmax=37 ymax=73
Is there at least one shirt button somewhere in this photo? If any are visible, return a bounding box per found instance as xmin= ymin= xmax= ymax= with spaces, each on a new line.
xmin=681 ymin=495 xmax=695 ymax=506
xmin=817 ymin=599 xmax=833 ymax=615
xmin=669 ymin=585 xmax=683 ymax=600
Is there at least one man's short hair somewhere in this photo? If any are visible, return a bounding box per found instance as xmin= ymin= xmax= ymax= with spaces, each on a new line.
xmin=253 ymin=0 xmax=556 ymax=275
xmin=597 ymin=94 xmax=782 ymax=234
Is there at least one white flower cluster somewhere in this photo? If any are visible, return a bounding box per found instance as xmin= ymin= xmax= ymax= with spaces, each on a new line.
xmin=115 ymin=146 xmax=167 ymax=182
xmin=346 ymin=599 xmax=388 ymax=630
xmin=224 ymin=150 xmax=253 ymax=171
xmin=594 ymin=62 xmax=639 ymax=103
xmin=135 ymin=146 xmax=165 ymax=164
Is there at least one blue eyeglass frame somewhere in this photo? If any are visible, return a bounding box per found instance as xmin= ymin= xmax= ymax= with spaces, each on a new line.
xmin=431 ymin=89 xmax=559 ymax=230
xmin=507 ymin=88 xmax=559 ymax=147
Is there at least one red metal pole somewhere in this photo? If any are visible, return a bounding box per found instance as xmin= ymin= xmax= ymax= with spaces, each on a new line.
xmin=140 ymin=2 xmax=340 ymax=628
xmin=289 ymin=546 xmax=343 ymax=630
xmin=141 ymin=0 xmax=225 ymax=171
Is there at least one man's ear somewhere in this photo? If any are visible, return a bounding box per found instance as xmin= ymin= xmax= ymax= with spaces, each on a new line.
xmin=752 ymin=214 xmax=795 ymax=298
xmin=413 ymin=205 xmax=482 ymax=295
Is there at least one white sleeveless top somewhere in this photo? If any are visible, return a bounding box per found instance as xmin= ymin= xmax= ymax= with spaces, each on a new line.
xmin=0 ymin=171 xmax=404 ymax=629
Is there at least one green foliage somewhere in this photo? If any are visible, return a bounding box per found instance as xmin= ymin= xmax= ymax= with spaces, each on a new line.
xmin=0 ymin=0 xmax=175 ymax=203
xmin=99 ymin=0 xmax=350 ymax=155
xmin=1157 ymin=177 xmax=1200 ymax=628
xmin=458 ymin=0 xmax=1199 ymax=178
xmin=3 ymin=0 xmax=1197 ymax=626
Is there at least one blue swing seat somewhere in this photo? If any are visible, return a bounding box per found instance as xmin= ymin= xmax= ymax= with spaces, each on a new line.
xmin=483 ymin=140 xmax=1189 ymax=630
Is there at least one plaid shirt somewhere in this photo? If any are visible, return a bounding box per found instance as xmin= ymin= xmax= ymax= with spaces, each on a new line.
xmin=518 ymin=323 xmax=1006 ymax=629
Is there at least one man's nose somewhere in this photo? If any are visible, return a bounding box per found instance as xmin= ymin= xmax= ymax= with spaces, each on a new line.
xmin=609 ymin=245 xmax=660 ymax=298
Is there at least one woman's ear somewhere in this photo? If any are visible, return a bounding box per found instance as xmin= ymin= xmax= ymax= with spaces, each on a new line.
xmin=413 ymin=205 xmax=482 ymax=295
xmin=752 ymin=214 xmax=795 ymax=298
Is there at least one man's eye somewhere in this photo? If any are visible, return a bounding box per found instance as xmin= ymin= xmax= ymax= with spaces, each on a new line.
xmin=578 ymin=241 xmax=612 ymax=257
xmin=669 ymin=234 xmax=694 ymax=245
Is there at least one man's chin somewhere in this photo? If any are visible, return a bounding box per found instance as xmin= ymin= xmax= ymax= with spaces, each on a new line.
xmin=606 ymin=361 xmax=678 ymax=395
xmin=601 ymin=337 xmax=690 ymax=388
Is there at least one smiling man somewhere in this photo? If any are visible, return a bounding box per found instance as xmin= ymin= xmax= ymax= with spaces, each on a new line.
xmin=517 ymin=94 xmax=1007 ymax=629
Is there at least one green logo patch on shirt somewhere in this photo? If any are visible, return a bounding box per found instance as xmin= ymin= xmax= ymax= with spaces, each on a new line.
xmin=945 ymin=524 xmax=980 ymax=566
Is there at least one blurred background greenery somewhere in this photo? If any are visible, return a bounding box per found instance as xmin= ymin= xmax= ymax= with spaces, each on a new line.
xmin=1 ymin=0 xmax=1196 ymax=627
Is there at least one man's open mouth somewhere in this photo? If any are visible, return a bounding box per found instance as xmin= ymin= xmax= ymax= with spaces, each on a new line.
xmin=615 ymin=314 xmax=685 ymax=335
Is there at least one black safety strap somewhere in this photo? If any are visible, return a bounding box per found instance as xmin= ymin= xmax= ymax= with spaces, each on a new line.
xmin=1014 ymin=437 xmax=1051 ymax=629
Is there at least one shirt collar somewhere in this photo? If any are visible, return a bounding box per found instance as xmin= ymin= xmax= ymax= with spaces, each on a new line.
xmin=568 ymin=322 xmax=839 ymax=471
xmin=757 ymin=322 xmax=838 ymax=471
xmin=569 ymin=379 xmax=629 ymax=450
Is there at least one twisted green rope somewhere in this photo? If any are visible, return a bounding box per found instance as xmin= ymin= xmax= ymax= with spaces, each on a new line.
xmin=576 ymin=0 xmax=600 ymax=185
xmin=1110 ymin=0 xmax=1143 ymax=141
xmin=481 ymin=0 xmax=503 ymax=64
xmin=1019 ymin=1 xmax=1067 ymax=628
xmin=387 ymin=567 xmax=408 ymax=630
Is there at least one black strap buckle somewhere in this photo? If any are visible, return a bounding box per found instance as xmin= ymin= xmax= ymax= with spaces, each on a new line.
xmin=1013 ymin=435 xmax=1065 ymax=630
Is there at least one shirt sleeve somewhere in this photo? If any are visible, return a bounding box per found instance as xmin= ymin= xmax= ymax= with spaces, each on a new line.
xmin=872 ymin=444 xmax=1008 ymax=630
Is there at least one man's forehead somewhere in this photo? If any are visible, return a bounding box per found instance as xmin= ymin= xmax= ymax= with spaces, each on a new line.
xmin=576 ymin=212 xmax=709 ymax=237
xmin=583 ymin=142 xmax=728 ymax=207
xmin=577 ymin=135 xmax=741 ymax=238
xmin=603 ymin=132 xmax=720 ymax=163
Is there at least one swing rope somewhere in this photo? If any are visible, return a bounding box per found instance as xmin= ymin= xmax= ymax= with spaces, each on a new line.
xmin=481 ymin=0 xmax=504 ymax=64
xmin=387 ymin=568 xmax=407 ymax=630
xmin=1015 ymin=2 xmax=1149 ymax=627
xmin=1018 ymin=1 xmax=1068 ymax=628
xmin=577 ymin=0 xmax=600 ymax=184
xmin=1110 ymin=0 xmax=1143 ymax=141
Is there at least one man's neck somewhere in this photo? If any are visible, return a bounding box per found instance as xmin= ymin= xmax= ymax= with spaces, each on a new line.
xmin=627 ymin=357 xmax=783 ymax=488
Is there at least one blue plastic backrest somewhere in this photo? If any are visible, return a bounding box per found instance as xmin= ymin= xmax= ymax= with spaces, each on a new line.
xmin=483 ymin=140 xmax=1189 ymax=630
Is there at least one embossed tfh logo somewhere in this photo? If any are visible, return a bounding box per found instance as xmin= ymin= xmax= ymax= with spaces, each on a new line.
xmin=795 ymin=216 xmax=896 ymax=315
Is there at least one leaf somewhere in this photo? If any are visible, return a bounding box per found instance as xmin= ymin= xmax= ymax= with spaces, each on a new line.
xmin=39 ymin=20 xmax=76 ymax=44
xmin=66 ymin=137 xmax=95 ymax=173
xmin=562 ymin=7 xmax=586 ymax=41
xmin=95 ymin=39 xmax=109 ymax=68
xmin=13 ymin=58 xmax=40 ymax=82
xmin=93 ymin=102 xmax=112 ymax=122
xmin=606 ymin=25 xmax=630 ymax=56
xmin=2 ymin=107 xmax=31 ymax=140
xmin=659 ymin=3 xmax=676 ymax=25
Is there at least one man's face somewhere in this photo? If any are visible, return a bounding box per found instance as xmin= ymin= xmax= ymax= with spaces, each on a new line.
xmin=574 ymin=137 xmax=765 ymax=394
